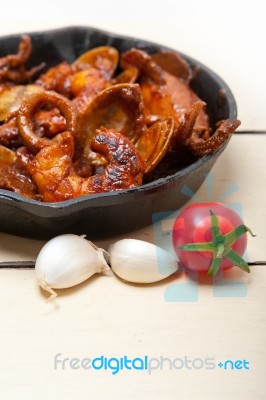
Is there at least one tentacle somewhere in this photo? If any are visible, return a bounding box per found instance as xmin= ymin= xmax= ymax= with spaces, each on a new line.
xmin=122 ymin=49 xmax=210 ymax=136
xmin=173 ymin=101 xmax=207 ymax=149
xmin=16 ymin=90 xmax=77 ymax=153
xmin=121 ymin=48 xmax=165 ymax=84
xmin=91 ymin=127 xmax=144 ymax=188
xmin=188 ymin=119 xmax=241 ymax=156
xmin=0 ymin=35 xmax=44 ymax=83
xmin=29 ymin=128 xmax=144 ymax=202
xmin=1 ymin=63 xmax=45 ymax=84
xmin=0 ymin=35 xmax=32 ymax=68
xmin=77 ymin=83 xmax=146 ymax=167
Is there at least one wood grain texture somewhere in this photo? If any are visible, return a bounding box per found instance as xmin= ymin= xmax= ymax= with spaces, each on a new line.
xmin=0 ymin=134 xmax=265 ymax=400
xmin=1 ymin=3 xmax=266 ymax=396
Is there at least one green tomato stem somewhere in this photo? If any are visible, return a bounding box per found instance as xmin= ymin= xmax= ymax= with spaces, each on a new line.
xmin=176 ymin=210 xmax=255 ymax=276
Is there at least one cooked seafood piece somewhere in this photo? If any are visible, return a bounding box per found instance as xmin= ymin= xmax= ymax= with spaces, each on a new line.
xmin=73 ymin=46 xmax=119 ymax=78
xmin=0 ymin=36 xmax=241 ymax=202
xmin=0 ymin=144 xmax=16 ymax=165
xmin=36 ymin=61 xmax=73 ymax=98
xmin=28 ymin=128 xmax=144 ymax=202
xmin=137 ymin=118 xmax=175 ymax=174
xmin=0 ymin=145 xmax=37 ymax=198
xmin=0 ymin=84 xmax=43 ymax=122
xmin=121 ymin=48 xmax=240 ymax=155
xmin=16 ymin=90 xmax=77 ymax=153
xmin=0 ymin=35 xmax=44 ymax=83
xmin=78 ymin=83 xmax=146 ymax=166
xmin=151 ymin=50 xmax=193 ymax=83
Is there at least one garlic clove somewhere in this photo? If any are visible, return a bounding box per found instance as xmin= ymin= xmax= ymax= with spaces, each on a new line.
xmin=35 ymin=234 xmax=110 ymax=300
xmin=109 ymin=239 xmax=178 ymax=283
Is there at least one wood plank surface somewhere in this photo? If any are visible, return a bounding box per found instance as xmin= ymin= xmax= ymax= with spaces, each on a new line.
xmin=0 ymin=134 xmax=265 ymax=400
xmin=0 ymin=3 xmax=265 ymax=397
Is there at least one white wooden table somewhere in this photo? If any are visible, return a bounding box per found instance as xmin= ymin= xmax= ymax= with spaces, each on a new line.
xmin=0 ymin=2 xmax=266 ymax=399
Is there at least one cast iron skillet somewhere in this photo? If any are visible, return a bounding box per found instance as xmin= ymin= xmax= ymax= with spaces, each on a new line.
xmin=0 ymin=26 xmax=237 ymax=239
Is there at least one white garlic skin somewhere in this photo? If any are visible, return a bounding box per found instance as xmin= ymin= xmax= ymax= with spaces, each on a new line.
xmin=109 ymin=239 xmax=178 ymax=283
xmin=35 ymin=234 xmax=109 ymax=292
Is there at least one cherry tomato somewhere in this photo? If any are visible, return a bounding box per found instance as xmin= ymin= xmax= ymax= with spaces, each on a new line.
xmin=172 ymin=202 xmax=254 ymax=275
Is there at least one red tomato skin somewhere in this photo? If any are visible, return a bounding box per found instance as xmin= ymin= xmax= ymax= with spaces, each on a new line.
xmin=172 ymin=202 xmax=247 ymax=273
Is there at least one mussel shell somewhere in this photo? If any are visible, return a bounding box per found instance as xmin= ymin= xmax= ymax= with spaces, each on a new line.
xmin=77 ymin=83 xmax=146 ymax=166
xmin=0 ymin=27 xmax=238 ymax=239
xmin=152 ymin=50 xmax=193 ymax=82
xmin=0 ymin=145 xmax=16 ymax=166
xmin=137 ymin=117 xmax=175 ymax=174
xmin=0 ymin=84 xmax=42 ymax=121
xmin=73 ymin=46 xmax=119 ymax=80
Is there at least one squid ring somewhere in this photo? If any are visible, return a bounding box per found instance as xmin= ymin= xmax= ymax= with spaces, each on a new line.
xmin=17 ymin=90 xmax=77 ymax=153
